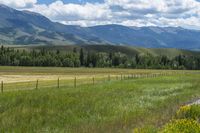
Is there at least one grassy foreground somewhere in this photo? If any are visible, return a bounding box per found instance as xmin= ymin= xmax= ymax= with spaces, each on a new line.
xmin=0 ymin=72 xmax=200 ymax=132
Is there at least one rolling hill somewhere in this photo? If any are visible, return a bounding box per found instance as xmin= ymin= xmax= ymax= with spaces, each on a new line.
xmin=0 ymin=4 xmax=200 ymax=50
xmin=10 ymin=45 xmax=200 ymax=58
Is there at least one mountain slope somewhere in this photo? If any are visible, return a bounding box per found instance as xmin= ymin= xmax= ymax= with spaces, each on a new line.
xmin=0 ymin=4 xmax=200 ymax=50
xmin=89 ymin=25 xmax=200 ymax=49
xmin=0 ymin=4 xmax=107 ymax=45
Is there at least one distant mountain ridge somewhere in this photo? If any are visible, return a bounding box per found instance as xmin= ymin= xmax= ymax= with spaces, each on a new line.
xmin=90 ymin=24 xmax=200 ymax=49
xmin=0 ymin=4 xmax=108 ymax=45
xmin=0 ymin=4 xmax=200 ymax=50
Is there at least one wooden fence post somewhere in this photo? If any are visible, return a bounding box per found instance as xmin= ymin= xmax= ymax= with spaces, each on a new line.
xmin=74 ymin=77 xmax=77 ymax=88
xmin=121 ymin=74 xmax=123 ymax=81
xmin=36 ymin=79 xmax=38 ymax=90
xmin=57 ymin=78 xmax=60 ymax=88
xmin=108 ymin=75 xmax=111 ymax=81
xmin=1 ymin=81 xmax=3 ymax=93
xmin=93 ymin=77 xmax=95 ymax=85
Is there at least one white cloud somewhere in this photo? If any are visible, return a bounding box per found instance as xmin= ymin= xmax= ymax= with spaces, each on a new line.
xmin=46 ymin=1 xmax=111 ymax=20
xmin=104 ymin=0 xmax=200 ymax=28
xmin=27 ymin=1 xmax=112 ymax=23
xmin=0 ymin=0 xmax=36 ymax=8
xmin=1 ymin=0 xmax=200 ymax=28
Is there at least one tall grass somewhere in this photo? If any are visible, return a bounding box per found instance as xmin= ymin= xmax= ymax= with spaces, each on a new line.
xmin=0 ymin=74 xmax=200 ymax=132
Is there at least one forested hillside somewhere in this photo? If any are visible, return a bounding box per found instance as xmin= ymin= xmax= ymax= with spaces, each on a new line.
xmin=1 ymin=45 xmax=200 ymax=70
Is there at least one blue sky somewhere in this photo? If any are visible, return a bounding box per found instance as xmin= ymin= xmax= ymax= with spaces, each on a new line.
xmin=0 ymin=0 xmax=200 ymax=29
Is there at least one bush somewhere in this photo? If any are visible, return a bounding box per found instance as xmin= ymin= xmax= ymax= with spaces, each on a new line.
xmin=161 ymin=119 xmax=200 ymax=133
xmin=176 ymin=105 xmax=200 ymax=121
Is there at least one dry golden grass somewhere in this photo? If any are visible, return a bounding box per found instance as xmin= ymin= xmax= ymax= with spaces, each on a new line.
xmin=0 ymin=66 xmax=193 ymax=83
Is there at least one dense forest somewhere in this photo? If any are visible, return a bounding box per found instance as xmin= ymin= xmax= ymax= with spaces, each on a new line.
xmin=0 ymin=46 xmax=200 ymax=70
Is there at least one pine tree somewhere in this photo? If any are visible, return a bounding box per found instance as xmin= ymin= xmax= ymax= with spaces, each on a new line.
xmin=80 ymin=48 xmax=84 ymax=66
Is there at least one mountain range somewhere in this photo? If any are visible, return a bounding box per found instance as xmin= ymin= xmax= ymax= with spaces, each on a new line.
xmin=0 ymin=4 xmax=200 ymax=50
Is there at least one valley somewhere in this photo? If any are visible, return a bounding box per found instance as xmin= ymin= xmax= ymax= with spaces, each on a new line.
xmin=0 ymin=2 xmax=200 ymax=133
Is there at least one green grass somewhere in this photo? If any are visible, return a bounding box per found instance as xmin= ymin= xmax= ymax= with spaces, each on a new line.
xmin=0 ymin=73 xmax=200 ymax=133
xmin=0 ymin=66 xmax=175 ymax=75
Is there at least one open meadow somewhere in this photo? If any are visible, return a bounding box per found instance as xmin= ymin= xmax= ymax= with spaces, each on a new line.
xmin=0 ymin=67 xmax=200 ymax=132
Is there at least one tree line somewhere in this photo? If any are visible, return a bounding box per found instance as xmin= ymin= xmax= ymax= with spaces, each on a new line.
xmin=0 ymin=46 xmax=200 ymax=70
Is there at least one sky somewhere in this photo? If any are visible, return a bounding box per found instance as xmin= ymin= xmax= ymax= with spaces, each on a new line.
xmin=0 ymin=0 xmax=200 ymax=29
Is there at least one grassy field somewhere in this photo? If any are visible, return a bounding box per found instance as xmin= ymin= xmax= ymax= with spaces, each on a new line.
xmin=0 ymin=67 xmax=200 ymax=132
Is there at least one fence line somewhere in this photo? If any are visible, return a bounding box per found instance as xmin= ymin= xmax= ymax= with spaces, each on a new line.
xmin=0 ymin=72 xmax=183 ymax=93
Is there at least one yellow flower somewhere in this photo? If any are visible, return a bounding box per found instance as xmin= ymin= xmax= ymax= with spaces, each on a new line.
xmin=176 ymin=105 xmax=191 ymax=118
xmin=161 ymin=119 xmax=200 ymax=133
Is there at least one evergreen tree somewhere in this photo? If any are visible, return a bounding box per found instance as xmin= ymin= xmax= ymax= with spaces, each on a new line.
xmin=0 ymin=45 xmax=199 ymax=70
xmin=80 ymin=48 xmax=84 ymax=66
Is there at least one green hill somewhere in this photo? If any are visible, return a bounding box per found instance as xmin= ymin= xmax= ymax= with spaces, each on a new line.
xmin=10 ymin=45 xmax=200 ymax=58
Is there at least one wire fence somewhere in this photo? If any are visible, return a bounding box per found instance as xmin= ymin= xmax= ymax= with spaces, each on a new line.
xmin=0 ymin=72 xmax=181 ymax=93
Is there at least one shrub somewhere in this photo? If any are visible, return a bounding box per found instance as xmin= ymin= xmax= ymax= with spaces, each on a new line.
xmin=176 ymin=105 xmax=200 ymax=121
xmin=161 ymin=119 xmax=200 ymax=133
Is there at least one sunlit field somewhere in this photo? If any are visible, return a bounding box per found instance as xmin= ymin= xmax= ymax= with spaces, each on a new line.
xmin=0 ymin=66 xmax=182 ymax=91
xmin=0 ymin=67 xmax=200 ymax=132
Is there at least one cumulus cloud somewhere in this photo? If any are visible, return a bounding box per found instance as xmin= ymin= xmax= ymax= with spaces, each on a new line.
xmin=1 ymin=0 xmax=200 ymax=28
xmin=37 ymin=1 xmax=111 ymax=21
xmin=104 ymin=0 xmax=200 ymax=28
xmin=24 ymin=0 xmax=112 ymax=26
xmin=0 ymin=0 xmax=36 ymax=8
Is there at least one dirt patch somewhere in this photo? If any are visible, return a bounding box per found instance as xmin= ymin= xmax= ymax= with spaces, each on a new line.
xmin=0 ymin=75 xmax=62 ymax=83
xmin=0 ymin=74 xmax=112 ymax=83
